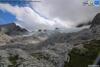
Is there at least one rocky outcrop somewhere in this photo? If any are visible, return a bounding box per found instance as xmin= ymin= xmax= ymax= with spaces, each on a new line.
xmin=0 ymin=23 xmax=28 ymax=36
xmin=90 ymin=13 xmax=100 ymax=28
xmin=0 ymin=49 xmax=55 ymax=67
xmin=32 ymin=43 xmax=72 ymax=67
xmin=0 ymin=32 xmax=12 ymax=46
xmin=0 ymin=43 xmax=72 ymax=67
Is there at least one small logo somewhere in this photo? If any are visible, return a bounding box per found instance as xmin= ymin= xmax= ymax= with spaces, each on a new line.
xmin=93 ymin=0 xmax=100 ymax=6
xmin=83 ymin=0 xmax=100 ymax=7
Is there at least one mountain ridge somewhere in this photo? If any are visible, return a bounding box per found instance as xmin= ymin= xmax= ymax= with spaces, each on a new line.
xmin=0 ymin=23 xmax=28 ymax=36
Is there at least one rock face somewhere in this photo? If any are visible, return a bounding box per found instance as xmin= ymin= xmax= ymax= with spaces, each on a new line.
xmin=90 ymin=13 xmax=100 ymax=40
xmin=0 ymin=32 xmax=12 ymax=45
xmin=0 ymin=49 xmax=55 ymax=67
xmin=90 ymin=13 xmax=100 ymax=28
xmin=0 ymin=23 xmax=28 ymax=36
xmin=0 ymin=43 xmax=72 ymax=67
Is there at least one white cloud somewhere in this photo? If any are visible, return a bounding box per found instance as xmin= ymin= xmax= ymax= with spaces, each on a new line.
xmin=0 ymin=3 xmax=74 ymax=32
xmin=0 ymin=4 xmax=55 ymax=31
xmin=31 ymin=0 xmax=100 ymax=26
xmin=0 ymin=0 xmax=100 ymax=32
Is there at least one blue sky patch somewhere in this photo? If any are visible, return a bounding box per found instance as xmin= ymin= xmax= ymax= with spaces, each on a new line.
xmin=0 ymin=0 xmax=30 ymax=7
xmin=0 ymin=10 xmax=16 ymax=25
xmin=0 ymin=0 xmax=30 ymax=25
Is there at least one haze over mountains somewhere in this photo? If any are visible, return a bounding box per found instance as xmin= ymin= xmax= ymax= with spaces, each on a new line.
xmin=0 ymin=13 xmax=100 ymax=67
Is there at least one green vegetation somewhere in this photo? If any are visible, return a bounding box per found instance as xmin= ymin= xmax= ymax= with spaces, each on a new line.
xmin=32 ymin=53 xmax=49 ymax=60
xmin=8 ymin=55 xmax=19 ymax=67
xmin=64 ymin=40 xmax=100 ymax=67
xmin=32 ymin=53 xmax=57 ymax=65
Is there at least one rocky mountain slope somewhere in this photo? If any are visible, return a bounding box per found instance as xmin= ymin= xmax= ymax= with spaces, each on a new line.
xmin=0 ymin=23 xmax=28 ymax=36
xmin=0 ymin=13 xmax=100 ymax=67
xmin=0 ymin=32 xmax=12 ymax=46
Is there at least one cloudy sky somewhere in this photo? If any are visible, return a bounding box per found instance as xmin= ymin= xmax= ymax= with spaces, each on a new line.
xmin=0 ymin=0 xmax=100 ymax=31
